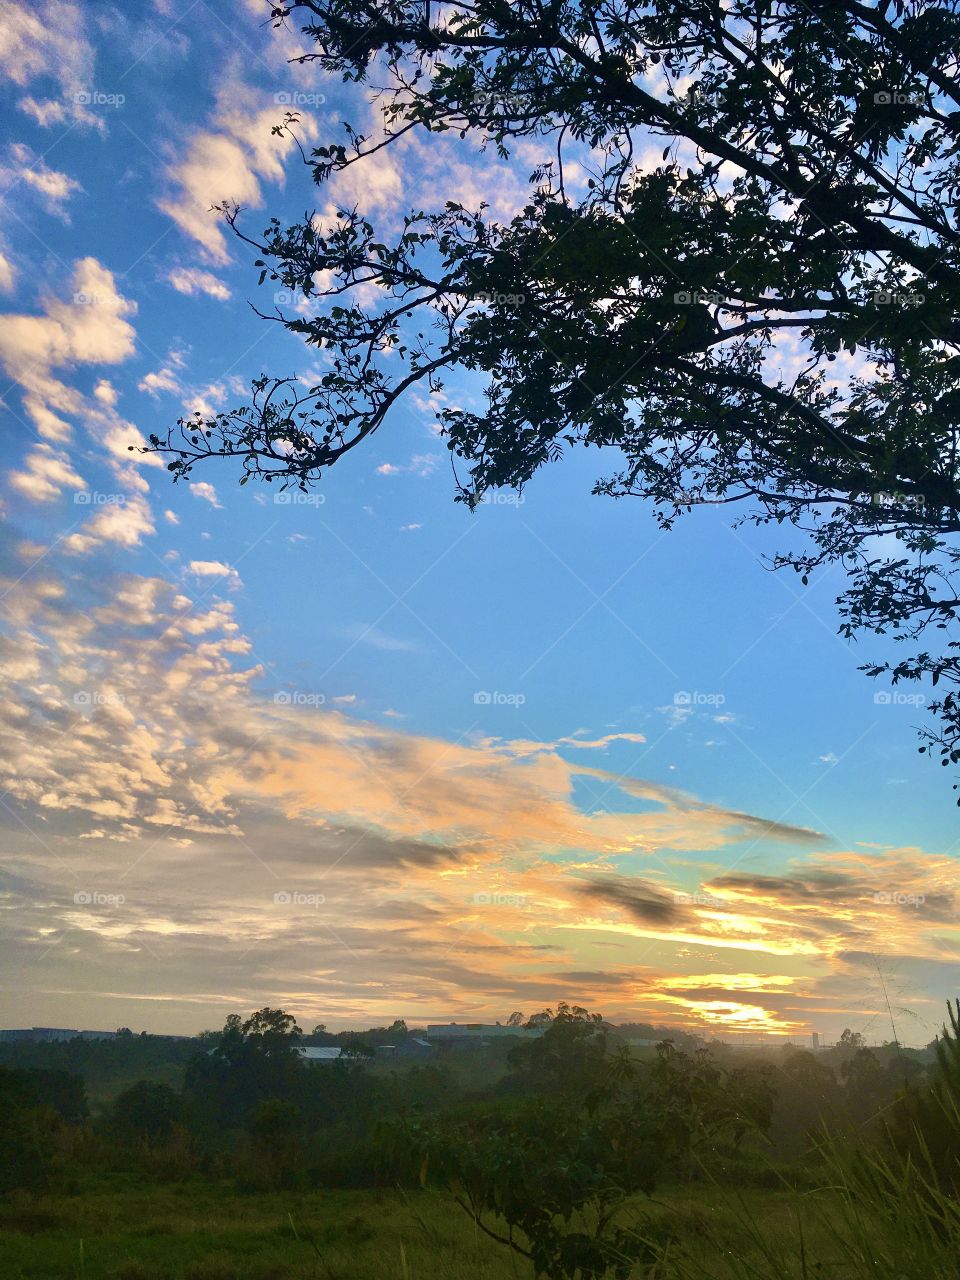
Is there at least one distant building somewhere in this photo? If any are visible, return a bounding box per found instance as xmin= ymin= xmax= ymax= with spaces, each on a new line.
xmin=425 ymin=1023 xmax=544 ymax=1043
xmin=812 ymin=1031 xmax=821 ymax=1049
xmin=299 ymin=1046 xmax=343 ymax=1063
xmin=0 ymin=1027 xmax=117 ymax=1043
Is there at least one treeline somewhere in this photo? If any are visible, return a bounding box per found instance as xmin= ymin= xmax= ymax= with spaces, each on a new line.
xmin=3 ymin=1002 xmax=958 ymax=1277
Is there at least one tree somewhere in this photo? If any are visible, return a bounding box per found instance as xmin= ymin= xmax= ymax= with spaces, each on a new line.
xmin=506 ymin=1011 xmax=526 ymax=1027
xmin=245 ymin=1098 xmax=307 ymax=1189
xmin=888 ymin=997 xmax=960 ymax=1190
xmin=110 ymin=1080 xmax=182 ymax=1145
xmin=509 ymin=1004 xmax=610 ymax=1099
xmin=183 ymin=1008 xmax=306 ymax=1128
xmin=148 ymin=0 xmax=960 ymax=788
xmin=241 ymin=1007 xmax=303 ymax=1056
xmin=403 ymin=1027 xmax=662 ymax=1279
xmin=838 ymin=1028 xmax=867 ymax=1052
xmin=647 ymin=1041 xmax=775 ymax=1175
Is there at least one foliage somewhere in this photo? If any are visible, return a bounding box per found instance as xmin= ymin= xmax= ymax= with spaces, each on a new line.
xmin=108 ymin=1080 xmax=183 ymax=1148
xmin=647 ymin=1041 xmax=776 ymax=1176
xmin=147 ymin=0 xmax=960 ymax=786
xmin=887 ymin=997 xmax=960 ymax=1190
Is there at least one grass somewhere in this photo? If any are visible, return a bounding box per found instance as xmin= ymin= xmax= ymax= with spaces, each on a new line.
xmin=4 ymin=1159 xmax=960 ymax=1280
xmin=0 ymin=1180 xmax=518 ymax=1280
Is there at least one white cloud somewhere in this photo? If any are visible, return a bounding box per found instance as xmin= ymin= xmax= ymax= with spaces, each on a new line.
xmin=0 ymin=0 xmax=103 ymax=130
xmin=62 ymin=495 xmax=156 ymax=554
xmin=188 ymin=481 xmax=221 ymax=508
xmin=166 ymin=267 xmax=231 ymax=301
xmin=186 ymin=559 xmax=241 ymax=587
xmin=158 ymin=93 xmax=317 ymax=263
xmin=164 ymin=509 xmax=180 ymax=525
xmin=8 ymin=444 xmax=85 ymax=503
xmin=0 ymin=257 xmax=136 ymax=442
xmin=0 ymin=252 xmax=15 ymax=293
xmin=4 ymin=144 xmax=81 ymax=212
xmin=184 ymin=383 xmax=226 ymax=418
xmin=138 ymin=367 xmax=181 ymax=396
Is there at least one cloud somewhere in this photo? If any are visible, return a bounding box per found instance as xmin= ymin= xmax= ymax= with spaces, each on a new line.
xmin=158 ymin=91 xmax=318 ymax=263
xmin=62 ymin=495 xmax=156 ymax=555
xmin=188 ymin=481 xmax=222 ymax=508
xmin=139 ymin=366 xmax=181 ymax=396
xmin=186 ymin=559 xmax=241 ymax=587
xmin=0 ymin=251 xmax=15 ymax=293
xmin=0 ymin=258 xmax=136 ymax=443
xmin=0 ymin=0 xmax=103 ymax=130
xmin=2 ymin=143 xmax=81 ymax=213
xmin=377 ymin=454 xmax=440 ymax=478
xmin=8 ymin=444 xmax=85 ymax=503
xmin=0 ymin=551 xmax=954 ymax=1037
xmin=166 ymin=267 xmax=231 ymax=301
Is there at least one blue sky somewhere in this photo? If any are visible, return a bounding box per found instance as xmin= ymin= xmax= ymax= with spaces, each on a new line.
xmin=0 ymin=0 xmax=957 ymax=1042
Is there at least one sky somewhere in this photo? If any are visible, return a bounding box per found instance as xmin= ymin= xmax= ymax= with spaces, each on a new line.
xmin=0 ymin=0 xmax=957 ymax=1044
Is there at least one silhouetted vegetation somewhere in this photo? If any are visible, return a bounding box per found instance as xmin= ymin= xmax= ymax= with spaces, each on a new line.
xmin=2 ymin=1001 xmax=958 ymax=1276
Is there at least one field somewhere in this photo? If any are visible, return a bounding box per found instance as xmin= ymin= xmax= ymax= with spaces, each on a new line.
xmin=0 ymin=1178 xmax=885 ymax=1280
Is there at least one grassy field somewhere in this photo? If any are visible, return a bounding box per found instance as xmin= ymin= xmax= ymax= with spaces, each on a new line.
xmin=0 ymin=1177 xmax=876 ymax=1280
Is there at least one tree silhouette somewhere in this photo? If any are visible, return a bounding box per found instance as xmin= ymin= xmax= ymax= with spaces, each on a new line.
xmin=148 ymin=0 xmax=960 ymax=785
